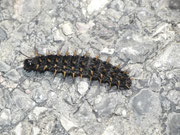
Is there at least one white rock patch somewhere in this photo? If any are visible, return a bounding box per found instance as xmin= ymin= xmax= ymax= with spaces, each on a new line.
xmin=60 ymin=115 xmax=77 ymax=131
xmin=53 ymin=28 xmax=65 ymax=41
xmin=87 ymin=0 xmax=109 ymax=14
xmin=33 ymin=107 xmax=47 ymax=117
xmin=101 ymin=47 xmax=115 ymax=55
xmin=78 ymin=81 xmax=89 ymax=95
xmin=76 ymin=21 xmax=95 ymax=33
xmin=14 ymin=123 xmax=22 ymax=135
xmin=62 ymin=22 xmax=74 ymax=35
xmin=33 ymin=127 xmax=40 ymax=135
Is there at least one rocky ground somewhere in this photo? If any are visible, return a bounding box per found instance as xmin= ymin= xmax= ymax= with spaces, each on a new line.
xmin=0 ymin=0 xmax=180 ymax=135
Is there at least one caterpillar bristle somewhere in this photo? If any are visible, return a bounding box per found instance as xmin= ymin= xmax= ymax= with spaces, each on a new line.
xmin=36 ymin=64 xmax=39 ymax=70
xmin=46 ymin=50 xmax=50 ymax=55
xmin=96 ymin=55 xmax=100 ymax=60
xmin=54 ymin=64 xmax=57 ymax=68
xmin=54 ymin=69 xmax=57 ymax=76
xmin=106 ymin=57 xmax=110 ymax=64
xmin=34 ymin=47 xmax=39 ymax=56
xmin=116 ymin=64 xmax=120 ymax=69
xmin=84 ymin=51 xmax=89 ymax=58
xmin=90 ymin=76 xmax=92 ymax=82
xmin=99 ymin=78 xmax=102 ymax=84
xmin=118 ymin=81 xmax=120 ymax=90
xmin=47 ymin=59 xmax=51 ymax=63
xmin=73 ymin=50 xmax=77 ymax=56
xmin=63 ymin=71 xmax=66 ymax=77
xmin=43 ymin=65 xmax=47 ymax=70
xmin=65 ymin=50 xmax=69 ymax=56
xmin=100 ymin=74 xmax=103 ymax=79
xmin=56 ymin=58 xmax=58 ymax=63
xmin=90 ymin=70 xmax=93 ymax=76
xmin=72 ymin=72 xmax=75 ymax=80
xmin=57 ymin=50 xmax=61 ymax=56
xmin=39 ymin=58 xmax=42 ymax=63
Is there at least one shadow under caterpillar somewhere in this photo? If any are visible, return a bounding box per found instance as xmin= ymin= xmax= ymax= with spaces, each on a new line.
xmin=23 ymin=49 xmax=132 ymax=90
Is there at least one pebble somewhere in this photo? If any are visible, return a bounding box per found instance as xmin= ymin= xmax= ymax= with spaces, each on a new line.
xmin=62 ymin=22 xmax=74 ymax=35
xmin=102 ymin=125 xmax=116 ymax=135
xmin=14 ymin=123 xmax=22 ymax=135
xmin=0 ymin=27 xmax=7 ymax=41
xmin=5 ymin=69 xmax=21 ymax=82
xmin=76 ymin=21 xmax=95 ymax=33
xmin=32 ymin=87 xmax=47 ymax=103
xmin=122 ymin=110 xmax=127 ymax=117
xmin=53 ymin=28 xmax=65 ymax=41
xmin=100 ymin=47 xmax=115 ymax=55
xmin=33 ymin=107 xmax=47 ymax=117
xmin=32 ymin=127 xmax=40 ymax=135
xmin=0 ymin=61 xmax=11 ymax=72
xmin=78 ymin=81 xmax=89 ymax=95
xmin=0 ymin=109 xmax=10 ymax=120
xmin=87 ymin=0 xmax=109 ymax=14
xmin=60 ymin=115 xmax=77 ymax=131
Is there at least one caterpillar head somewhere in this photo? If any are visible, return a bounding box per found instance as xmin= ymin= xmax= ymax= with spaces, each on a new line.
xmin=24 ymin=58 xmax=37 ymax=72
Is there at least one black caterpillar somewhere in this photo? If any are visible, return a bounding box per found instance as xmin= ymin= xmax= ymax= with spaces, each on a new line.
xmin=23 ymin=50 xmax=132 ymax=90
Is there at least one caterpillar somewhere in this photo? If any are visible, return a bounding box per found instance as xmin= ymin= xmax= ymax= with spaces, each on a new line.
xmin=23 ymin=50 xmax=132 ymax=90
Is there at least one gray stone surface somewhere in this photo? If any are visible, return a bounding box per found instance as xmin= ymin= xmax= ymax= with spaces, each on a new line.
xmin=0 ymin=27 xmax=7 ymax=41
xmin=0 ymin=61 xmax=11 ymax=72
xmin=168 ymin=113 xmax=180 ymax=135
xmin=0 ymin=0 xmax=180 ymax=135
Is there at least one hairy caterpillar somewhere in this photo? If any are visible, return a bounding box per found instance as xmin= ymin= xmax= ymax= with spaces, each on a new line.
xmin=23 ymin=50 xmax=132 ymax=90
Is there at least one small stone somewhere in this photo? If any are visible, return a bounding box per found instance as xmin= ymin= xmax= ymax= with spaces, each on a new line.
xmin=70 ymin=128 xmax=86 ymax=135
xmin=5 ymin=69 xmax=21 ymax=82
xmin=0 ymin=109 xmax=11 ymax=127
xmin=32 ymin=127 xmax=40 ymax=135
xmin=14 ymin=123 xmax=22 ymax=135
xmin=122 ymin=110 xmax=127 ymax=117
xmin=76 ymin=21 xmax=95 ymax=33
xmin=12 ymin=89 xmax=35 ymax=110
xmin=0 ymin=109 xmax=10 ymax=120
xmin=14 ymin=0 xmax=41 ymax=22
xmin=0 ymin=75 xmax=4 ymax=83
xmin=93 ymin=94 xmax=118 ymax=117
xmin=132 ymin=90 xmax=161 ymax=115
xmin=0 ymin=27 xmax=7 ymax=41
xmin=60 ymin=115 xmax=77 ymax=131
xmin=153 ymin=43 xmax=180 ymax=69
xmin=169 ymin=0 xmax=180 ymax=10
xmin=100 ymin=47 xmax=115 ymax=55
xmin=62 ymin=22 xmax=74 ymax=35
xmin=0 ymin=61 xmax=11 ymax=72
xmin=102 ymin=125 xmax=117 ymax=135
xmin=32 ymin=88 xmax=47 ymax=103
xmin=167 ymin=90 xmax=180 ymax=104
xmin=87 ymin=0 xmax=109 ymax=14
xmin=78 ymin=81 xmax=89 ymax=95
xmin=33 ymin=107 xmax=47 ymax=116
xmin=168 ymin=113 xmax=180 ymax=135
xmin=53 ymin=28 xmax=65 ymax=41
xmin=25 ymin=90 xmax=31 ymax=94
xmin=175 ymin=82 xmax=180 ymax=88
